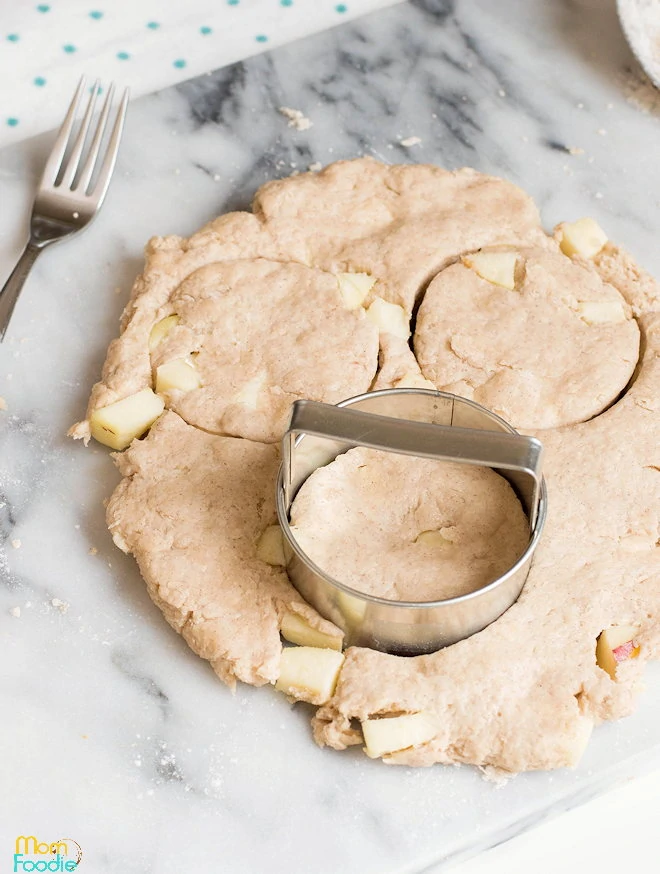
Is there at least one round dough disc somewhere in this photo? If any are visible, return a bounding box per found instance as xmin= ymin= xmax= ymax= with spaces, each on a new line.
xmin=414 ymin=247 xmax=640 ymax=430
xmin=289 ymin=446 xmax=529 ymax=601
xmin=150 ymin=259 xmax=379 ymax=442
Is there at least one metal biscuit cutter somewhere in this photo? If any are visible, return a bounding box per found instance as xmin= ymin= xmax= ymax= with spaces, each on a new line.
xmin=276 ymin=389 xmax=547 ymax=655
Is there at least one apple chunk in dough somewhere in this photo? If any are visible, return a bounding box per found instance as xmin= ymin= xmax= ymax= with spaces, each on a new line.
xmin=337 ymin=273 xmax=376 ymax=309
xmin=462 ymin=251 xmax=518 ymax=290
xmin=148 ymin=315 xmax=179 ymax=351
xmin=89 ymin=388 xmax=164 ymax=450
xmin=256 ymin=525 xmax=286 ymax=566
xmin=156 ymin=356 xmax=201 ymax=393
xmin=275 ymin=646 xmax=344 ymax=705
xmin=361 ymin=712 xmax=438 ymax=759
xmin=280 ymin=612 xmax=343 ymax=651
xmin=366 ymin=297 xmax=410 ymax=339
xmin=576 ymin=301 xmax=627 ymax=325
xmin=559 ymin=218 xmax=608 ymax=259
xmin=596 ymin=625 xmax=641 ymax=679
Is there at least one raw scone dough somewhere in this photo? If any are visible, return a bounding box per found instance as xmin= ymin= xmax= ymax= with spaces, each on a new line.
xmin=289 ymin=447 xmax=529 ymax=601
xmin=414 ymin=246 xmax=640 ymax=430
xmin=77 ymin=159 xmax=660 ymax=774
xmin=315 ymin=314 xmax=660 ymax=771
xmin=107 ymin=410 xmax=342 ymax=686
xmin=71 ymin=158 xmax=551 ymax=444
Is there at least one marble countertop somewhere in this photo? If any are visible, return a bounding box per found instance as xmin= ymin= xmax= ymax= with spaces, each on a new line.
xmin=2 ymin=1 xmax=659 ymax=872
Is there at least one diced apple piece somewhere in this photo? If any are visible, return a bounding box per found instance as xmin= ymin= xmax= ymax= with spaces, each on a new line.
xmin=280 ymin=612 xmax=343 ymax=651
xmin=256 ymin=525 xmax=286 ymax=566
xmin=275 ymin=646 xmax=344 ymax=705
xmin=337 ymin=273 xmax=376 ymax=309
xmin=596 ymin=624 xmax=641 ymax=679
xmin=415 ymin=529 xmax=453 ymax=547
xmin=235 ymin=371 xmax=267 ymax=410
xmin=90 ymin=388 xmax=165 ymax=450
xmin=156 ymin=357 xmax=201 ymax=393
xmin=148 ymin=315 xmax=179 ymax=351
xmin=366 ymin=297 xmax=410 ymax=339
xmin=559 ymin=218 xmax=608 ymax=259
xmin=362 ymin=712 xmax=438 ymax=759
xmin=561 ymin=716 xmax=594 ymax=767
xmin=462 ymin=251 xmax=518 ymax=290
xmin=576 ymin=301 xmax=627 ymax=325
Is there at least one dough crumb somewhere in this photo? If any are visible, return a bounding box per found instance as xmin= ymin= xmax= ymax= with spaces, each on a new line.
xmin=308 ymin=162 xmax=322 ymax=172
xmin=11 ymin=538 xmax=21 ymax=549
xmin=568 ymin=146 xmax=585 ymax=155
xmin=399 ymin=136 xmax=422 ymax=147
xmin=89 ymin=546 xmax=98 ymax=555
xmin=50 ymin=597 xmax=69 ymax=614
xmin=278 ymin=106 xmax=313 ymax=131
xmin=0 ymin=396 xmax=6 ymax=411
xmin=9 ymin=606 xmax=21 ymax=618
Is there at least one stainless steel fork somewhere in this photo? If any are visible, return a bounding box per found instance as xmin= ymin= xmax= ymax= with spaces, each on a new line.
xmin=0 ymin=77 xmax=129 ymax=341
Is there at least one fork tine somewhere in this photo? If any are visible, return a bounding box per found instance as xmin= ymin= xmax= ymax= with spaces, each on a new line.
xmin=60 ymin=79 xmax=101 ymax=189
xmin=41 ymin=76 xmax=87 ymax=186
xmin=76 ymin=82 xmax=115 ymax=194
xmin=90 ymin=87 xmax=129 ymax=204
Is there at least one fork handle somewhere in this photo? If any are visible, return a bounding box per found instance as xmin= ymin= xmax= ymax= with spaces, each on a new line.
xmin=0 ymin=242 xmax=42 ymax=342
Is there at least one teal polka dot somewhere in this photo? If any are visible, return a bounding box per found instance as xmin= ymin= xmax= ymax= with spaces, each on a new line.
xmin=281 ymin=0 xmax=293 ymax=5
xmin=34 ymin=76 xmax=47 ymax=86
xmin=7 ymin=118 xmax=19 ymax=127
xmin=116 ymin=51 xmax=130 ymax=60
xmin=227 ymin=0 xmax=239 ymax=5
xmin=336 ymin=3 xmax=348 ymax=11
xmin=36 ymin=4 xmax=50 ymax=11
xmin=200 ymin=26 xmax=212 ymax=35
xmin=173 ymin=59 xmax=187 ymax=69
xmin=63 ymin=44 xmax=77 ymax=53
xmin=255 ymin=34 xmax=268 ymax=42
xmin=7 ymin=34 xmax=20 ymax=42
xmin=147 ymin=20 xmax=159 ymax=29
xmin=89 ymin=10 xmax=103 ymax=19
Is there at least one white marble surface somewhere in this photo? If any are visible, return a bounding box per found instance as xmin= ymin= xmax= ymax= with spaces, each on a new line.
xmin=1 ymin=1 xmax=659 ymax=871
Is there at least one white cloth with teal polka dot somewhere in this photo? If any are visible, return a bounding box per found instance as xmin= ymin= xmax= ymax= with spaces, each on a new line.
xmin=0 ymin=0 xmax=401 ymax=147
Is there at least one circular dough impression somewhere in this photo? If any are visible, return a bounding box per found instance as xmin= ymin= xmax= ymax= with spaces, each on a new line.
xmin=151 ymin=259 xmax=379 ymax=442
xmin=289 ymin=446 xmax=529 ymax=601
xmin=414 ymin=247 xmax=640 ymax=430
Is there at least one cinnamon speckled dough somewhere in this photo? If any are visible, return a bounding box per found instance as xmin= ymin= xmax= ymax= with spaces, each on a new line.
xmin=290 ymin=447 xmax=529 ymax=601
xmin=314 ymin=314 xmax=660 ymax=772
xmin=73 ymin=159 xmax=660 ymax=775
xmin=414 ymin=246 xmax=640 ymax=430
xmin=148 ymin=259 xmax=378 ymax=442
xmin=107 ymin=410 xmax=342 ymax=687
xmin=71 ymin=159 xmax=549 ymax=444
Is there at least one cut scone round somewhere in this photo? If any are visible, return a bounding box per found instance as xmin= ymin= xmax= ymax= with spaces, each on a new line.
xmin=413 ymin=246 xmax=640 ymax=430
xmin=289 ymin=446 xmax=529 ymax=602
xmin=146 ymin=259 xmax=378 ymax=443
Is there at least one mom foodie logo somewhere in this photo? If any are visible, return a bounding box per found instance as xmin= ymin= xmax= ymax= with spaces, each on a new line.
xmin=14 ymin=836 xmax=83 ymax=872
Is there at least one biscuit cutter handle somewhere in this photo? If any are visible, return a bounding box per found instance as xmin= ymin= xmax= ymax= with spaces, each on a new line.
xmin=283 ymin=399 xmax=544 ymax=528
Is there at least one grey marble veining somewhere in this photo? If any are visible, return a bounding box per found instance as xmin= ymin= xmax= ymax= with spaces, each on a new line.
xmin=1 ymin=1 xmax=660 ymax=872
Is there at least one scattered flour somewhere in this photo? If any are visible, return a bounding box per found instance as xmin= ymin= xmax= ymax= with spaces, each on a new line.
xmin=278 ymin=106 xmax=313 ymax=131
xmin=308 ymin=162 xmax=322 ymax=172
xmin=9 ymin=606 xmax=20 ymax=618
xmin=399 ymin=136 xmax=422 ymax=147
